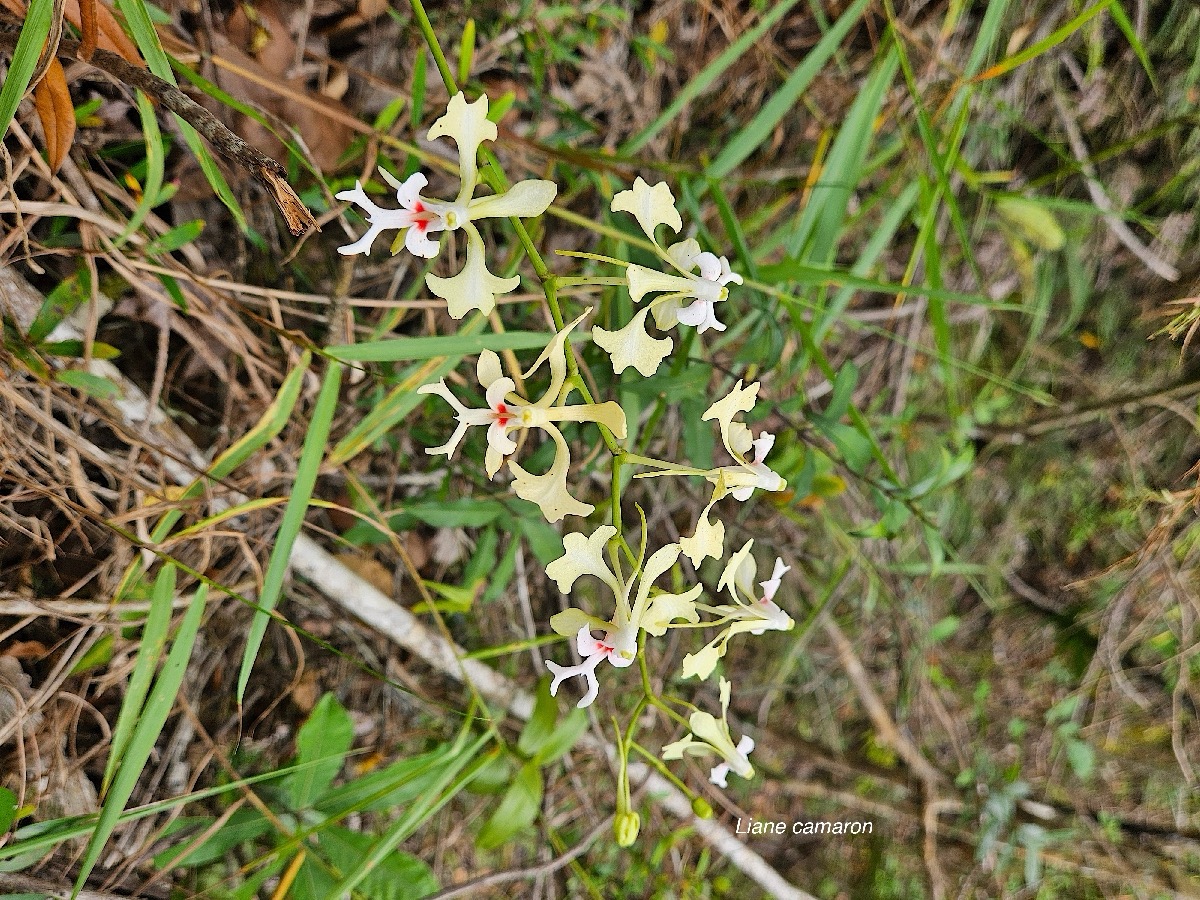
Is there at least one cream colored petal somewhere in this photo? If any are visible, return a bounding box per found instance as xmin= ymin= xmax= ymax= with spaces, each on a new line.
xmin=524 ymin=309 xmax=590 ymax=406
xmin=484 ymin=445 xmax=505 ymax=479
xmin=477 ymin=349 xmax=504 ymax=389
xmin=640 ymin=584 xmax=702 ymax=637
xmin=661 ymin=734 xmax=710 ymax=761
xmin=680 ymin=642 xmax=722 ymax=681
xmin=426 ymin=225 xmax=520 ymax=319
xmin=611 ymin=177 xmax=682 ymax=243
xmin=428 ymin=92 xmax=495 ymax=203
xmin=467 ymin=179 xmax=557 ymax=220
xmin=718 ymin=539 xmax=757 ymax=604
xmin=592 ymin=308 xmax=672 ymax=377
xmin=703 ymin=381 xmax=759 ymax=441
xmin=631 ymin=543 xmax=682 ymax=621
xmin=679 ymin=501 xmax=725 ymax=567
xmin=545 ymin=401 xmax=628 ymax=440
xmin=666 ymin=238 xmax=702 ymax=274
xmin=548 ymin=607 xmax=612 ymax=639
xmin=545 ymin=524 xmax=619 ymax=594
xmin=650 ymin=295 xmax=682 ymax=331
xmin=509 ymin=433 xmax=594 ymax=523
xmin=725 ymin=421 xmax=754 ymax=460
xmin=626 ymin=265 xmax=693 ymax=304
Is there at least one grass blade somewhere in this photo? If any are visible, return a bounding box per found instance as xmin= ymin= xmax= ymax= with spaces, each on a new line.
xmin=328 ymin=315 xmax=485 ymax=465
xmin=972 ymin=0 xmax=1113 ymax=83
xmin=73 ymin=583 xmax=209 ymax=898
xmin=786 ymin=44 xmax=899 ymax=261
xmin=621 ymin=0 xmax=806 ymax=155
xmin=102 ymin=564 xmax=177 ymax=794
xmin=707 ymin=0 xmax=870 ymax=179
xmin=237 ymin=361 xmax=344 ymax=704
xmin=0 ymin=0 xmax=54 ymax=140
xmin=326 ymin=329 xmax=567 ymax=363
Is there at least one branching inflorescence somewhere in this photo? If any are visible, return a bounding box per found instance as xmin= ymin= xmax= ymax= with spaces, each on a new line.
xmin=338 ymin=91 xmax=793 ymax=846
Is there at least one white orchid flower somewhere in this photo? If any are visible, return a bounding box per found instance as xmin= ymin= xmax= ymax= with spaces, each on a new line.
xmin=591 ymin=178 xmax=742 ymax=376
xmin=662 ymin=677 xmax=755 ymax=787
xmin=544 ymin=527 xmax=702 ymax=707
xmin=681 ymin=540 xmax=794 ymax=681
xmin=418 ymin=312 xmax=626 ymax=522
xmin=337 ymin=92 xmax=557 ymax=318
xmin=641 ymin=380 xmax=786 ymax=565
xmin=704 ymin=380 xmax=786 ymax=502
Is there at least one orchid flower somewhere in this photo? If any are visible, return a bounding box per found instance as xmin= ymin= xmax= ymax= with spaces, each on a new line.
xmin=591 ymin=178 xmax=742 ymax=376
xmin=681 ymin=540 xmax=794 ymax=681
xmin=418 ymin=312 xmax=626 ymax=522
xmin=336 ymin=92 xmax=557 ymax=318
xmin=544 ymin=527 xmax=702 ymax=707
xmin=662 ymin=678 xmax=755 ymax=787
xmin=643 ymin=380 xmax=786 ymax=566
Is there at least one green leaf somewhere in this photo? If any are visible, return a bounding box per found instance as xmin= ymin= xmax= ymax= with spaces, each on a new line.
xmin=69 ymin=634 xmax=113 ymax=674
xmin=56 ymin=369 xmax=120 ymax=400
xmin=475 ymin=761 xmax=543 ymax=850
xmin=0 ymin=786 xmax=16 ymax=835
xmin=516 ymin=677 xmax=588 ymax=765
xmin=316 ymin=826 xmax=439 ymax=900
xmin=0 ymin=0 xmax=54 ymax=141
xmin=401 ymin=498 xmax=504 ymax=529
xmin=153 ymin=809 xmax=272 ymax=869
xmin=995 ymin=196 xmax=1066 ymax=251
xmin=928 ymin=616 xmax=960 ymax=644
xmin=144 ymin=219 xmax=204 ymax=256
xmin=1065 ymin=739 xmax=1095 ymax=781
xmin=284 ymin=693 xmax=354 ymax=810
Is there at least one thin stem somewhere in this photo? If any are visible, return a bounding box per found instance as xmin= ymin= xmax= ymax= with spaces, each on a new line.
xmin=407 ymin=0 xmax=458 ymax=96
xmin=629 ymin=740 xmax=700 ymax=801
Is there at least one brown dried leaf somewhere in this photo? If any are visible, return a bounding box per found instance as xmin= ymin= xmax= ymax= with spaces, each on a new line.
xmin=64 ymin=0 xmax=145 ymax=66
xmin=77 ymin=0 xmax=97 ymax=58
xmin=33 ymin=58 xmax=75 ymax=172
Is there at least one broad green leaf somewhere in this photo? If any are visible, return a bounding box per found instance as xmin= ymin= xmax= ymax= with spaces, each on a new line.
xmin=56 ymin=369 xmax=120 ymax=400
xmin=305 ymin=826 xmax=439 ymax=900
xmin=327 ymin=732 xmax=492 ymax=896
xmin=153 ymin=809 xmax=272 ymax=869
xmin=284 ymin=693 xmax=354 ymax=810
xmin=400 ymin=498 xmax=504 ymax=529
xmin=475 ymin=761 xmax=543 ymax=850
xmin=0 ymin=787 xmax=16 ymax=834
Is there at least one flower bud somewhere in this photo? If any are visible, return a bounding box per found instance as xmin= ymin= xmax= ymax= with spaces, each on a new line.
xmin=691 ymin=796 xmax=713 ymax=819
xmin=614 ymin=811 xmax=641 ymax=847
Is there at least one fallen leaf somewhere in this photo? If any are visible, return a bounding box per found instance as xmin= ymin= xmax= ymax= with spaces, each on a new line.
xmin=33 ymin=57 xmax=75 ymax=172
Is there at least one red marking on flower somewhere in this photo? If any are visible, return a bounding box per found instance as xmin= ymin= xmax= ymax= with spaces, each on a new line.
xmin=494 ymin=402 xmax=511 ymax=427
xmin=598 ymin=642 xmax=614 ymax=654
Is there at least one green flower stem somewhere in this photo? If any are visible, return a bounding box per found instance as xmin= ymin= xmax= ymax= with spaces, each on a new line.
xmin=629 ymin=740 xmax=701 ymax=802
xmin=407 ymin=0 xmax=621 ymax=458
xmin=406 ymin=0 xmax=458 ymax=98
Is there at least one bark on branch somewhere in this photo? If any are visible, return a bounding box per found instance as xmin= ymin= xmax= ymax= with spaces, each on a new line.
xmin=0 ymin=14 xmax=318 ymax=236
